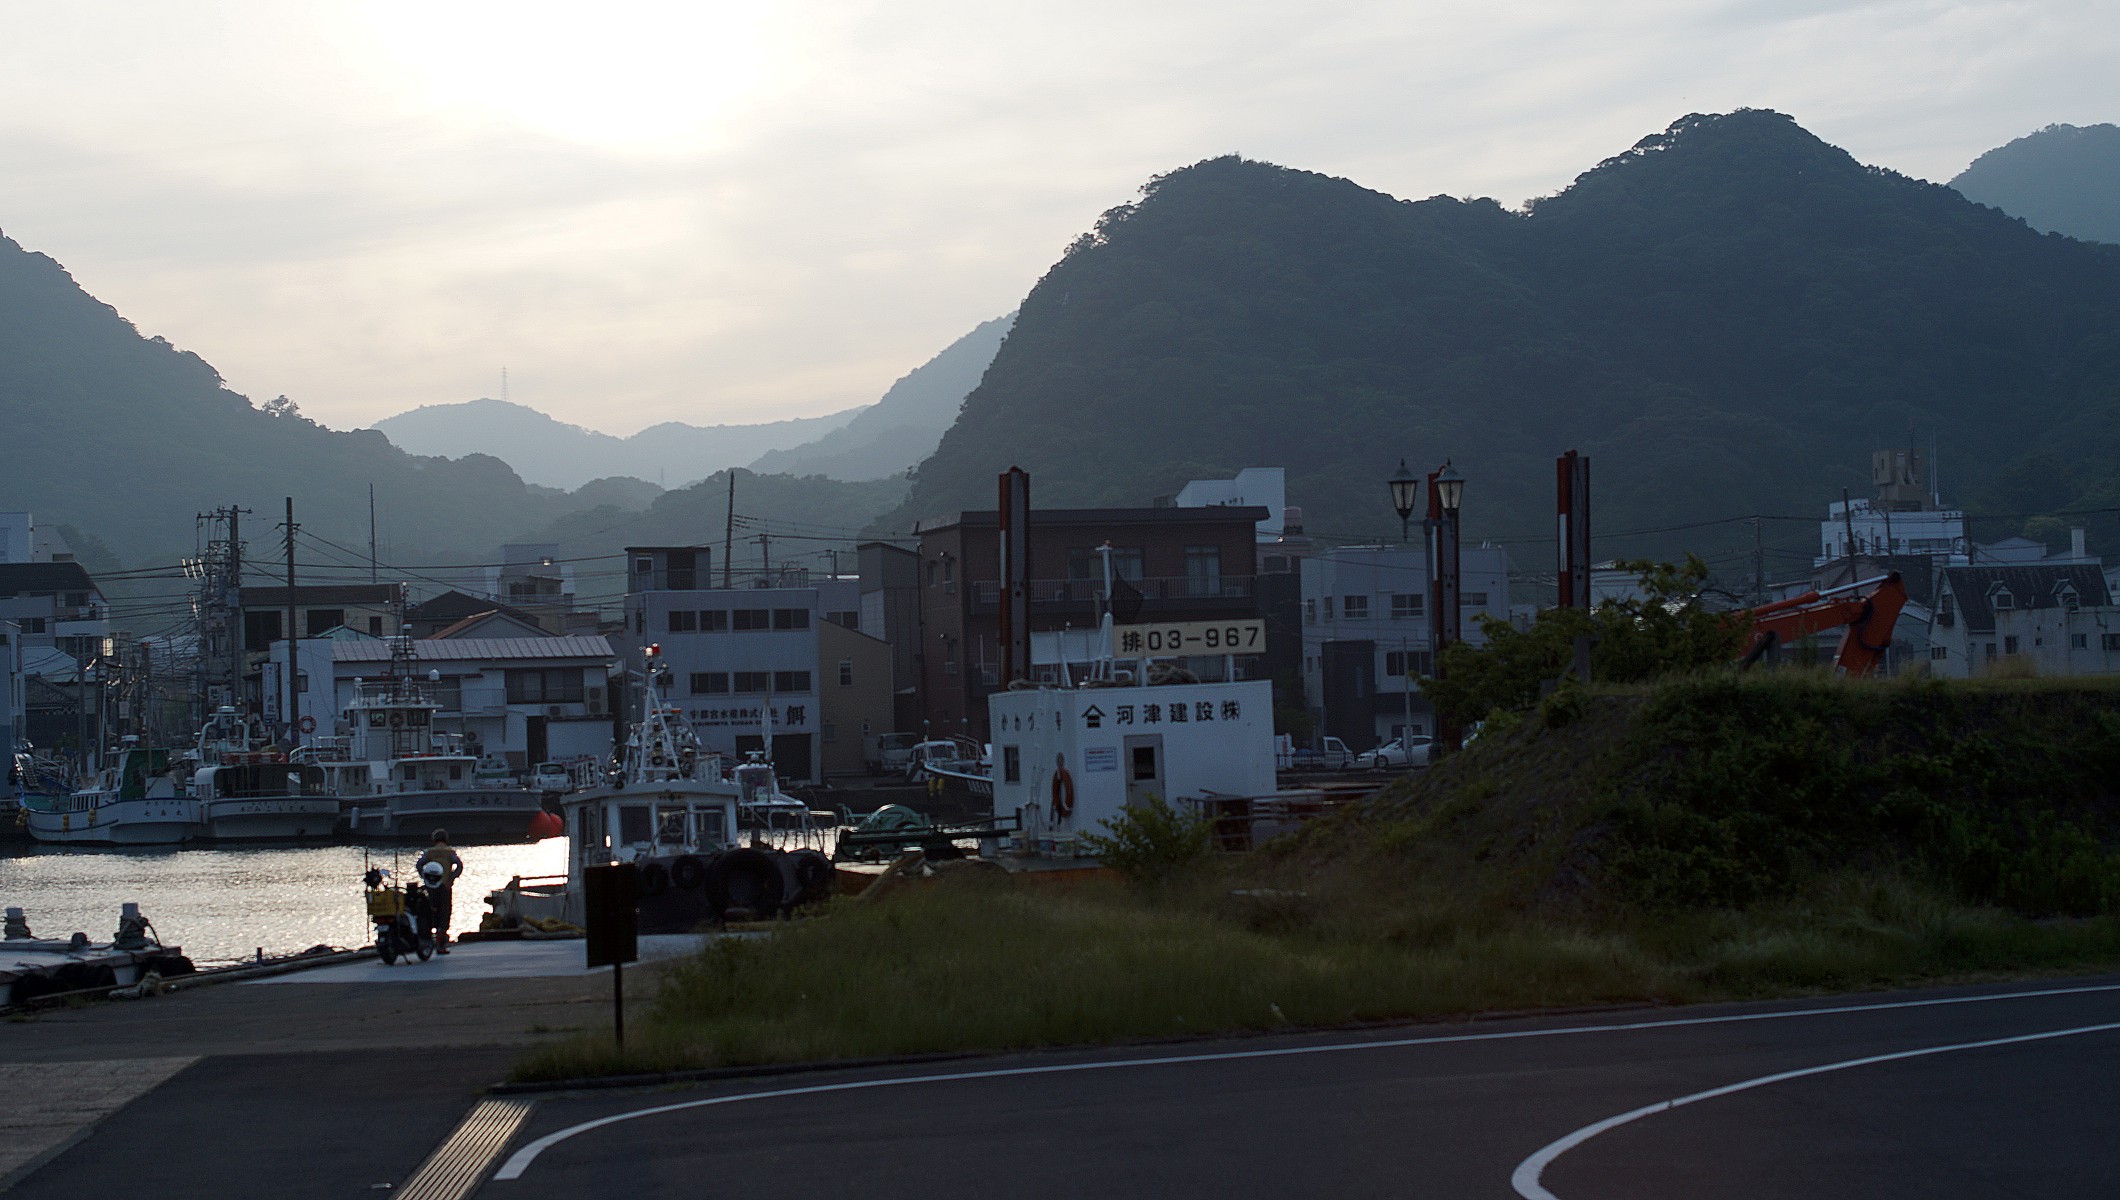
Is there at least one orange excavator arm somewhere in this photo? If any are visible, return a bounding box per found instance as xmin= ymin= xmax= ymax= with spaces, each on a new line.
xmin=1738 ymin=573 xmax=1908 ymax=676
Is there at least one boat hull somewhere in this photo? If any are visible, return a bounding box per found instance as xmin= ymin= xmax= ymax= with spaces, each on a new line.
xmin=341 ymin=789 xmax=546 ymax=843
xmin=26 ymin=798 xmax=199 ymax=846
xmin=202 ymin=797 xmax=340 ymax=842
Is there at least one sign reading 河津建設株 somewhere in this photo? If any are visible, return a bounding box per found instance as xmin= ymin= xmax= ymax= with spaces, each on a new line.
xmin=1111 ymin=619 xmax=1265 ymax=657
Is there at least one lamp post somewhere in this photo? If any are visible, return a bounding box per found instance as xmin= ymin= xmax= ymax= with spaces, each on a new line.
xmin=1388 ymin=459 xmax=1420 ymax=544
xmin=1425 ymin=459 xmax=1465 ymax=754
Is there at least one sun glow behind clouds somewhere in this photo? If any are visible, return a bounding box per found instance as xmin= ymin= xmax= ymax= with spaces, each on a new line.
xmin=366 ymin=0 xmax=781 ymax=148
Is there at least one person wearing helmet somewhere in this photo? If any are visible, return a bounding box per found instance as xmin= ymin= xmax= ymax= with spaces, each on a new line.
xmin=415 ymin=830 xmax=465 ymax=952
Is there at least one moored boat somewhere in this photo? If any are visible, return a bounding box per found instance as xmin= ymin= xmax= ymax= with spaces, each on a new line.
xmin=189 ymin=707 xmax=338 ymax=842
xmin=25 ymin=741 xmax=198 ymax=846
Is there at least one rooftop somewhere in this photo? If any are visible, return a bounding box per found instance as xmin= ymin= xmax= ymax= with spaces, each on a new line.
xmin=0 ymin=562 xmax=97 ymax=595
xmin=331 ymin=636 xmax=615 ymax=664
xmin=915 ymin=506 xmax=1271 ymax=535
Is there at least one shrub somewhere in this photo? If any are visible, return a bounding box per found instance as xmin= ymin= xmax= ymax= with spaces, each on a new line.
xmin=1083 ymin=793 xmax=1214 ymax=883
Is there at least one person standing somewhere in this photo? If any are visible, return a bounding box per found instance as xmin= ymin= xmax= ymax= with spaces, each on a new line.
xmin=415 ymin=829 xmax=465 ymax=952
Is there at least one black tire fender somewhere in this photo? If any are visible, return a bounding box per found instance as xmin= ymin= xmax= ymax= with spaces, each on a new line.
xmin=638 ymin=861 xmax=671 ymax=897
xmin=705 ymin=848 xmax=785 ymax=916
xmin=670 ymin=854 xmax=708 ymax=891
xmin=779 ymin=848 xmax=834 ymax=907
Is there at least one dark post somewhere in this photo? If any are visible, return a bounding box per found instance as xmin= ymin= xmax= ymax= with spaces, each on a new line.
xmin=584 ymin=862 xmax=640 ymax=1046
xmin=283 ymin=497 xmax=299 ymax=745
xmin=723 ymin=471 xmax=737 ymax=589
xmin=997 ymin=467 xmax=1031 ymax=687
xmin=1557 ymin=450 xmax=1591 ymax=609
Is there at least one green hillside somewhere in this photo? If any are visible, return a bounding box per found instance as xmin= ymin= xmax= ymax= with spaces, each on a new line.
xmin=894 ymin=111 xmax=2120 ymax=569
xmin=1953 ymin=123 xmax=2120 ymax=245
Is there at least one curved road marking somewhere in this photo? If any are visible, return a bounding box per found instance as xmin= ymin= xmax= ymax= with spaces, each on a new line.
xmin=1510 ymin=1019 xmax=2120 ymax=1200
xmin=493 ymin=979 xmax=2120 ymax=1182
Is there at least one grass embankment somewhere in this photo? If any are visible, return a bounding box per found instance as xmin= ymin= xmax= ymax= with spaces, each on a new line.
xmin=516 ymin=673 xmax=2120 ymax=1082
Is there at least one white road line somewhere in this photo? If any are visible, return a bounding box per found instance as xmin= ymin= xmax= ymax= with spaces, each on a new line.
xmin=492 ymin=978 xmax=2120 ymax=1182
xmin=1510 ymin=1019 xmax=2120 ymax=1200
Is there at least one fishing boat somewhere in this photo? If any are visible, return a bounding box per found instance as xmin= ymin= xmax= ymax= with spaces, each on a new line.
xmin=307 ymin=635 xmax=546 ymax=843
xmin=24 ymin=740 xmax=199 ymax=846
xmin=188 ymin=707 xmax=338 ymax=842
xmin=4 ymin=750 xmax=67 ymax=845
xmin=485 ymin=646 xmax=833 ymax=932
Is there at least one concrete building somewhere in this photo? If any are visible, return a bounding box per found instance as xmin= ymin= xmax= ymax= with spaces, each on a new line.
xmin=910 ymin=506 xmax=1269 ymax=742
xmin=857 ymin=542 xmax=924 ymax=734
xmin=1172 ymin=467 xmax=1288 ymax=540
xmin=1 ymin=620 xmax=22 ymax=754
xmin=623 ymin=546 xmax=864 ymax=782
xmin=1927 ymin=564 xmax=2120 ymax=678
xmin=1817 ymin=449 xmax=1969 ymax=567
xmin=818 ymin=618 xmax=895 ymax=777
xmin=405 ymin=590 xmax=546 ymax=639
xmin=0 ymin=562 xmax=109 ymax=665
xmin=1300 ymin=543 xmax=1512 ymax=749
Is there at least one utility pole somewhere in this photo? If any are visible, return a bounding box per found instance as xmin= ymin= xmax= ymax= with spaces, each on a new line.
xmin=1842 ymin=488 xmax=1858 ymax=572
xmin=722 ymin=472 xmax=736 ymax=589
xmin=283 ymin=497 xmax=300 ymax=746
xmin=754 ymin=532 xmax=772 ymax=578
xmin=368 ymin=484 xmax=379 ymax=584
xmin=1753 ymin=516 xmax=1765 ymax=606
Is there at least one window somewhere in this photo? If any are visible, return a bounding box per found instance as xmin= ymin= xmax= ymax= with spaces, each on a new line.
xmin=941 ymin=557 xmax=955 ymax=583
xmin=1985 ymin=643 xmax=1998 ymax=660
xmin=2107 ymin=634 xmax=2120 ymax=652
xmin=1322 ymin=597 xmax=1334 ymax=621
xmin=732 ymin=609 xmax=770 ymax=631
xmin=690 ymin=672 xmax=729 ymax=694
xmin=1184 ymin=546 xmax=1222 ymax=596
xmin=2059 ymin=586 xmax=2081 ymax=613
xmin=1342 ymin=595 xmax=1370 ymax=620
xmin=1930 ymin=645 xmax=1948 ymax=661
xmin=1109 ymin=547 xmax=1145 ymax=582
xmin=2072 ymin=633 xmax=2088 ymax=650
xmin=1384 ymin=650 xmax=1433 ymax=677
xmin=667 ymin=610 xmax=697 ymax=633
xmin=1464 ymin=592 xmax=1489 ymax=607
xmin=428 ymin=675 xmax=463 ymax=712
xmin=295 ymin=671 xmax=309 ymax=694
xmin=926 ymin=561 xmax=938 ymax=588
xmin=1263 ymin=555 xmax=1289 ymax=574
xmin=1391 ymin=594 xmax=1423 ymax=620
xmin=665 ymin=550 xmax=697 ymax=591
xmin=1991 ymin=587 xmax=2015 ymax=610
xmin=838 ymin=659 xmax=853 ymax=686
xmin=305 ymin=609 xmax=344 ymax=636
xmin=773 ymin=671 xmax=811 ymax=692
xmin=1304 ymin=599 xmax=1317 ymax=624
xmin=634 ymin=557 xmax=653 ymax=577
xmin=1003 ymin=745 xmax=1022 ymax=784
xmin=733 ymin=672 xmax=771 ymax=693
xmin=773 ymin=608 xmax=809 ymax=630
xmin=2004 ymin=636 xmax=2020 ymax=655
xmin=699 ymin=610 xmax=728 ymax=631
xmin=828 ymin=610 xmax=859 ymax=630
xmin=505 ymin=668 xmax=585 ymax=704
xmin=368 ymin=616 xmax=384 ymax=636
xmin=243 ymin=610 xmax=282 ymax=651
xmin=22 ymin=617 xmax=45 ymax=634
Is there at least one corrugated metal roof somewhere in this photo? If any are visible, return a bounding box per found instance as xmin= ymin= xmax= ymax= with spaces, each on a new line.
xmin=332 ymin=636 xmax=614 ymax=662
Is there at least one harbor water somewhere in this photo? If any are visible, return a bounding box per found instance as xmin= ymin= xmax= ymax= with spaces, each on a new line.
xmin=0 ymin=840 xmax=567 ymax=965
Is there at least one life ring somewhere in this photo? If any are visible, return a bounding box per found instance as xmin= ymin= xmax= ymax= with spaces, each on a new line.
xmin=298 ymin=715 xmax=317 ymax=734
xmin=388 ymin=712 xmax=405 ymax=730
xmin=1050 ymin=762 xmax=1075 ymax=820
xmin=670 ymin=855 xmax=708 ymax=890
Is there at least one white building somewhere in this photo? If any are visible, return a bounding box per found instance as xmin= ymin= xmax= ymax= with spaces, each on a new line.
xmin=1 ymin=620 xmax=23 ymax=753
xmin=1174 ymin=468 xmax=1288 ymax=540
xmin=1927 ymin=565 xmax=2120 ymax=678
xmin=623 ymin=546 xmax=862 ymax=783
xmin=987 ymin=679 xmax=1276 ymax=840
xmin=1299 ymin=543 xmax=1511 ymax=748
xmin=271 ymin=635 xmax=619 ymax=771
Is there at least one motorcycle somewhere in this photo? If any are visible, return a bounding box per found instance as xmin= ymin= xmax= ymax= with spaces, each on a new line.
xmin=362 ymin=867 xmax=436 ymax=965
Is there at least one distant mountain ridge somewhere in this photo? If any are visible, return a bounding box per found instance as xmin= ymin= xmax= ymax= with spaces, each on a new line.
xmin=1953 ymin=123 xmax=2120 ymax=244
xmin=891 ymin=110 xmax=2120 ymax=570
xmin=371 ymin=399 xmax=861 ymax=490
xmin=748 ymin=313 xmax=1014 ymax=480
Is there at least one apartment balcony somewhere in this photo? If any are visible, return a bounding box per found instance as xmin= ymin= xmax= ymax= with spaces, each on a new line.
xmin=968 ymin=576 xmax=1257 ymax=614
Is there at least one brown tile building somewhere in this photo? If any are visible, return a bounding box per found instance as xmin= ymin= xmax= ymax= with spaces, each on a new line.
xmin=913 ymin=506 xmax=1268 ymax=740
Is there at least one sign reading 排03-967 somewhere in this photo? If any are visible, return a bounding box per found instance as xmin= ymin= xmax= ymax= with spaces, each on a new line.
xmin=1112 ymin=618 xmax=1266 ymax=657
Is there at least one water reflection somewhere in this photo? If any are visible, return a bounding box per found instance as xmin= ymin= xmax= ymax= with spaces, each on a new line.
xmin=0 ymin=841 xmax=568 ymax=965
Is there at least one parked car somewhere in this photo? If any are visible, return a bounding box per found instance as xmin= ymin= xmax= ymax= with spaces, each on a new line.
xmin=1289 ymin=737 xmax=1354 ymax=771
xmin=1356 ymin=735 xmax=1434 ymax=769
xmin=530 ymin=761 xmax=574 ymax=794
xmin=869 ymin=732 xmax=921 ymax=776
xmin=905 ymin=739 xmax=970 ymax=782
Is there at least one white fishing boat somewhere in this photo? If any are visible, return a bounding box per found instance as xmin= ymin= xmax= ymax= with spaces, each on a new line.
xmin=24 ymin=740 xmax=199 ymax=846
xmin=486 ymin=646 xmax=834 ymax=932
xmin=308 ymin=636 xmax=546 ymax=843
xmin=187 ymin=708 xmax=338 ymax=842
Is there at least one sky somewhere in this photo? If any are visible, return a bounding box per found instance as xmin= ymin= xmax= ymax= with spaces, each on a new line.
xmin=0 ymin=1 xmax=2112 ymax=436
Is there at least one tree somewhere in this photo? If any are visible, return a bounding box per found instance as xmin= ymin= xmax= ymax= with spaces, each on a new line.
xmin=262 ymin=394 xmax=303 ymax=420
xmin=1422 ymin=556 xmax=1746 ymax=726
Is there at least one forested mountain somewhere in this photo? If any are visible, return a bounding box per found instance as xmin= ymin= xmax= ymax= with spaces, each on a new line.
xmin=371 ymin=398 xmax=860 ymax=490
xmin=748 ymin=313 xmax=1014 ymax=480
xmin=0 ymin=231 xmax=893 ymax=589
xmin=894 ymin=111 xmax=2120 ymax=571
xmin=1953 ymin=123 xmax=2120 ymax=244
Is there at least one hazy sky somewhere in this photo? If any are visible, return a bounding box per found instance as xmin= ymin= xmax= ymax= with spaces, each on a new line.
xmin=0 ymin=1 xmax=2110 ymax=435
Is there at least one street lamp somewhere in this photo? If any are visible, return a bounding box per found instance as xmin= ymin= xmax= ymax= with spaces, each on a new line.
xmin=1425 ymin=459 xmax=1466 ymax=757
xmin=1433 ymin=459 xmax=1465 ymax=518
xmin=1388 ymin=459 xmax=1421 ymax=543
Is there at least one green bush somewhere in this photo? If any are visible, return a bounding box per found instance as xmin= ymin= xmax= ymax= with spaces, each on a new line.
xmin=1082 ymin=793 xmax=1214 ymax=883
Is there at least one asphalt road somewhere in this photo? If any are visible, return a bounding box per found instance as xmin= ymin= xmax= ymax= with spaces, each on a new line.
xmin=489 ymin=977 xmax=2120 ymax=1200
